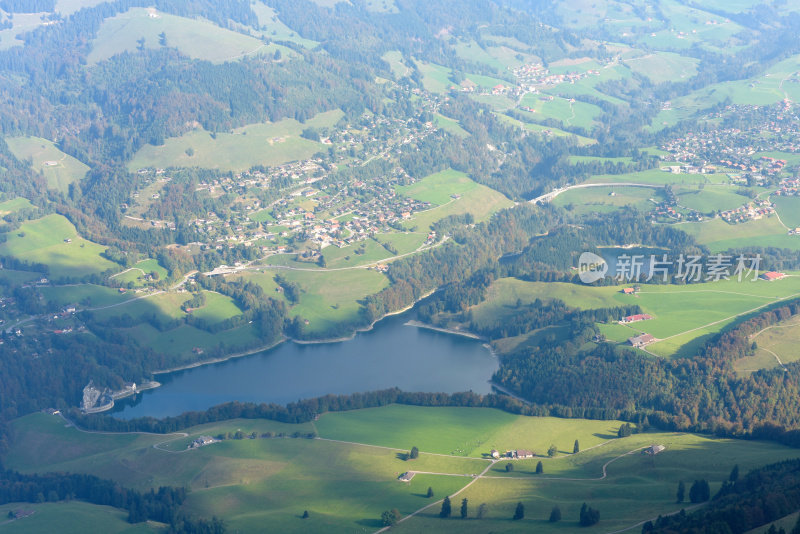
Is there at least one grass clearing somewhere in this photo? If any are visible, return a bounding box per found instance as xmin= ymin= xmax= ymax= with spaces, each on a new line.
xmin=553 ymin=185 xmax=661 ymax=215
xmin=773 ymin=195 xmax=800 ymax=229
xmin=128 ymin=110 xmax=342 ymax=172
xmin=623 ymin=52 xmax=699 ymax=84
xmin=88 ymin=8 xmax=267 ymax=64
xmin=251 ymin=3 xmax=318 ymax=48
xmin=735 ymin=314 xmax=800 ymax=374
xmin=5 ymin=136 xmax=89 ymax=192
xmin=434 ymin=113 xmax=469 ymax=138
xmin=0 ymin=196 xmax=33 ymax=214
xmin=0 ymin=214 xmax=118 ymax=279
xmin=680 ymin=216 xmax=800 ymax=252
xmin=40 ymin=284 xmax=134 ymax=309
xmin=397 ymin=170 xmax=513 ymax=230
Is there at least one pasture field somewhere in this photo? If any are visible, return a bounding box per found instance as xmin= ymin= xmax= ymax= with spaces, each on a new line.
xmin=0 ymin=214 xmax=118 ymax=279
xmin=8 ymin=407 xmax=800 ymax=534
xmin=466 ymin=276 xmax=800 ymax=358
xmin=584 ymin=166 xmax=726 ymax=186
xmin=188 ymin=291 xmax=243 ymax=324
xmin=469 ymin=93 xmax=517 ymax=111
xmin=773 ymin=195 xmax=800 ymax=229
xmin=415 ymin=61 xmax=454 ymax=94
xmin=674 ymin=186 xmax=749 ymax=213
xmin=122 ymin=322 xmax=263 ymax=361
xmin=0 ymin=196 xmax=33 ymax=214
xmin=0 ymin=12 xmax=49 ymax=50
xmin=398 ymin=170 xmax=513 ymax=230
xmin=434 ymin=113 xmax=470 ymax=138
xmin=128 ymin=110 xmax=342 ymax=172
xmin=0 ymin=501 xmax=158 ymax=534
xmin=5 ymin=136 xmax=89 ymax=192
xmin=496 ymin=113 xmax=596 ymax=146
xmin=393 ymin=431 xmax=798 ymax=533
xmin=734 ymin=314 xmax=800 ymax=374
xmin=382 ymin=50 xmax=410 ymax=79
xmin=680 ymin=216 xmax=800 ymax=252
xmin=98 ymin=291 xmax=190 ymax=323
xmin=250 ymin=3 xmax=318 ymax=48
xmin=518 ymin=94 xmax=602 ymax=131
xmin=552 ymin=185 xmax=660 ymax=215
xmin=319 ymin=239 xmax=395 ymax=268
xmin=398 ymin=169 xmax=479 ymax=205
xmin=623 ymin=52 xmax=699 ymax=84
xmin=454 ymin=40 xmax=505 ymax=72
xmin=0 ymin=268 xmax=41 ymax=288
xmin=110 ymin=259 xmax=170 ymax=286
xmin=87 ymin=8 xmax=268 ymax=64
xmin=39 ymin=284 xmax=134 ymax=309
xmin=236 ymin=268 xmax=388 ymax=336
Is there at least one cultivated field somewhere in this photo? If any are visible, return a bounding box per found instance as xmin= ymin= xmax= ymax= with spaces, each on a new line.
xmin=5 ymin=136 xmax=89 ymax=192
xmin=127 ymin=110 xmax=342 ymax=172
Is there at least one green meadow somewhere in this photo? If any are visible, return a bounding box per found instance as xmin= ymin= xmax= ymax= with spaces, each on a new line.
xmin=680 ymin=216 xmax=800 ymax=252
xmin=623 ymin=52 xmax=699 ymax=84
xmin=773 ymin=195 xmax=800 ymax=229
xmin=128 ymin=110 xmax=342 ymax=172
xmin=250 ymin=3 xmax=318 ymax=48
xmin=496 ymin=113 xmax=596 ymax=146
xmin=0 ymin=196 xmax=33 ymax=214
xmin=0 ymin=214 xmax=118 ymax=279
xmin=434 ymin=113 xmax=470 ymax=138
xmin=518 ymin=94 xmax=602 ymax=131
xmin=553 ymin=185 xmax=661 ymax=215
xmin=110 ymin=259 xmax=170 ymax=287
xmin=465 ymin=276 xmax=800 ymax=358
xmin=5 ymin=136 xmax=89 ymax=193
xmin=735 ymin=314 xmax=800 ymax=374
xmin=39 ymin=284 xmax=134 ymax=309
xmin=122 ymin=322 xmax=263 ymax=362
xmin=382 ymin=50 xmax=411 ymax=79
xmin=87 ymin=8 xmax=267 ymax=64
xmin=0 ymin=501 xmax=158 ymax=534
xmin=397 ymin=169 xmax=514 ymax=230
xmin=235 ymin=268 xmax=389 ymax=336
xmin=7 ymin=405 xmax=800 ymax=534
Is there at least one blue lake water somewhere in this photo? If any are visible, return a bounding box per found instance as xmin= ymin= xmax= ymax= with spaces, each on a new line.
xmin=113 ymin=310 xmax=498 ymax=419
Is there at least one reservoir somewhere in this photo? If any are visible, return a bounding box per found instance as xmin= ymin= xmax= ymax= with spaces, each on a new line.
xmin=113 ymin=309 xmax=498 ymax=419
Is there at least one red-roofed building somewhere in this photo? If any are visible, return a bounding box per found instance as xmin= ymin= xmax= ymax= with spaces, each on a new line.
xmin=622 ymin=313 xmax=654 ymax=323
xmin=761 ymin=271 xmax=786 ymax=281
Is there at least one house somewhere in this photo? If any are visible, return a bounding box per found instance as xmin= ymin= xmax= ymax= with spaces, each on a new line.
xmin=398 ymin=472 xmax=415 ymax=482
xmin=761 ymin=271 xmax=786 ymax=281
xmin=643 ymin=444 xmax=665 ymax=456
xmin=490 ymin=449 xmax=500 ymax=459
xmin=622 ymin=313 xmax=653 ymax=323
xmin=190 ymin=436 xmax=215 ymax=449
xmin=514 ymin=449 xmax=534 ymax=459
xmin=621 ymin=287 xmax=635 ymax=294
xmin=629 ymin=333 xmax=656 ymax=348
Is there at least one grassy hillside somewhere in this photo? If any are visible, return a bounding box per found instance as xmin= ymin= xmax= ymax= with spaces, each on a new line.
xmin=7 ymin=406 xmax=800 ymax=534
xmin=5 ymin=136 xmax=89 ymax=193
xmin=88 ymin=8 xmax=267 ymax=64
xmin=128 ymin=110 xmax=342 ymax=172
xmin=0 ymin=214 xmax=118 ymax=279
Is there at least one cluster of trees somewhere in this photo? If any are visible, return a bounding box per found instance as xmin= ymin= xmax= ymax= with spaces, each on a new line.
xmin=0 ymin=469 xmax=223 ymax=532
xmin=646 ymin=459 xmax=800 ymax=534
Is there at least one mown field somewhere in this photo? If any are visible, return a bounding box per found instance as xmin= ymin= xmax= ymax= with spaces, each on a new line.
xmin=87 ymin=8 xmax=268 ymax=64
xmin=127 ymin=110 xmax=342 ymax=172
xmin=5 ymin=136 xmax=89 ymax=193
xmin=0 ymin=196 xmax=33 ymax=214
xmin=0 ymin=214 xmax=118 ymax=279
xmin=680 ymin=216 xmax=800 ymax=252
xmin=553 ymin=185 xmax=661 ymax=215
xmin=465 ymin=276 xmax=800 ymax=358
xmin=7 ymin=405 xmax=800 ymax=534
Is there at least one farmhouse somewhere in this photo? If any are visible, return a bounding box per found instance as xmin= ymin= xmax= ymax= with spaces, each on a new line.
xmin=643 ymin=444 xmax=666 ymax=456
xmin=513 ymin=449 xmax=534 ymax=459
xmin=490 ymin=449 xmax=500 ymax=459
xmin=190 ymin=436 xmax=215 ymax=449
xmin=622 ymin=313 xmax=653 ymax=323
xmin=398 ymin=472 xmax=414 ymax=482
xmin=628 ymin=333 xmax=655 ymax=348
xmin=761 ymin=271 xmax=786 ymax=281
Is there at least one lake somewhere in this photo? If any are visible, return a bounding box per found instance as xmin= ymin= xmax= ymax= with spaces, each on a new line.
xmin=112 ymin=310 xmax=498 ymax=419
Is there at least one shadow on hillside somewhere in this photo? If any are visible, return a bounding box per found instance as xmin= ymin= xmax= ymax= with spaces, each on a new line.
xmin=356 ymin=518 xmax=383 ymax=528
